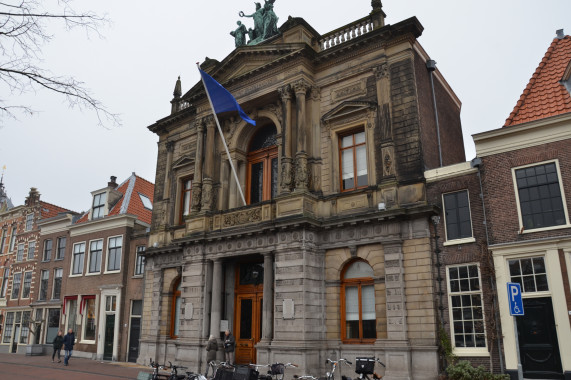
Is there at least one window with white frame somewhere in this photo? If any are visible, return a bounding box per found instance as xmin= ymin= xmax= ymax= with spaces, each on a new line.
xmin=135 ymin=246 xmax=145 ymax=276
xmin=106 ymin=236 xmax=122 ymax=272
xmin=9 ymin=226 xmax=16 ymax=251
xmin=3 ymin=312 xmax=14 ymax=343
xmin=21 ymin=271 xmax=32 ymax=298
xmin=508 ymin=257 xmax=548 ymax=293
xmin=340 ymin=130 xmax=368 ymax=191
xmin=0 ymin=268 xmax=9 ymax=298
xmin=72 ymin=242 xmax=85 ymax=275
xmin=43 ymin=239 xmax=52 ymax=261
xmin=52 ymin=268 xmax=62 ymax=299
xmin=88 ymin=240 xmax=103 ymax=274
xmin=16 ymin=243 xmax=24 ymax=262
xmin=443 ymin=190 xmax=473 ymax=241
xmin=39 ymin=270 xmax=49 ymax=300
xmin=514 ymin=161 xmax=567 ymax=230
xmin=0 ymin=228 xmax=6 ymax=253
xmin=447 ymin=264 xmax=486 ymax=350
xmin=11 ymin=272 xmax=22 ymax=299
xmin=82 ymin=297 xmax=96 ymax=341
xmin=46 ymin=309 xmax=60 ymax=344
xmin=106 ymin=295 xmax=116 ymax=312
xmin=27 ymin=240 xmax=36 ymax=260
xmin=56 ymin=237 xmax=66 ymax=260
xmin=20 ymin=311 xmax=30 ymax=343
xmin=92 ymin=192 xmax=106 ymax=219
xmin=25 ymin=213 xmax=33 ymax=231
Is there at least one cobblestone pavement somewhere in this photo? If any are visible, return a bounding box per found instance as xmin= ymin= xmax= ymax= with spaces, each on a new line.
xmin=0 ymin=353 xmax=156 ymax=379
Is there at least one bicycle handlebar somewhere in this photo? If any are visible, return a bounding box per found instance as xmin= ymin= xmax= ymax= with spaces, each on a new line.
xmin=326 ymin=358 xmax=352 ymax=365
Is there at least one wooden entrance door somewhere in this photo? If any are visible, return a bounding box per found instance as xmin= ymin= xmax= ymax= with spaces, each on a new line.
xmin=235 ymin=293 xmax=263 ymax=364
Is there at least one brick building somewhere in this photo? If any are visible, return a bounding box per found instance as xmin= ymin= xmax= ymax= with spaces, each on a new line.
xmin=0 ymin=187 xmax=70 ymax=354
xmin=46 ymin=174 xmax=154 ymax=362
xmin=140 ymin=3 xmax=465 ymax=379
xmin=473 ymin=31 xmax=571 ymax=380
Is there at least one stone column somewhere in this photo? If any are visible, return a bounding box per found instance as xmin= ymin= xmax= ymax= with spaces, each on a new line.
xmin=261 ymin=252 xmax=274 ymax=341
xmin=191 ymin=121 xmax=204 ymax=212
xmin=278 ymin=84 xmax=293 ymax=194
xmin=382 ymin=240 xmax=407 ymax=340
xmin=202 ymin=116 xmax=216 ymax=211
xmin=210 ymin=259 xmax=223 ymax=338
xmin=293 ymin=79 xmax=311 ymax=191
xmin=163 ymin=141 xmax=175 ymax=200
xmin=228 ymin=157 xmax=238 ymax=208
xmin=309 ymin=86 xmax=321 ymax=193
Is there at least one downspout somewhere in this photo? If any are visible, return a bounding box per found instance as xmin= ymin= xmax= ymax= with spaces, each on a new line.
xmin=471 ymin=157 xmax=505 ymax=374
xmin=427 ymin=60 xmax=443 ymax=167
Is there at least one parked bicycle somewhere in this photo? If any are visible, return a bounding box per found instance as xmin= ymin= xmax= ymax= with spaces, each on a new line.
xmin=166 ymin=361 xmax=189 ymax=380
xmin=324 ymin=358 xmax=352 ymax=380
xmin=354 ymin=358 xmax=385 ymax=380
xmin=252 ymin=362 xmax=298 ymax=380
xmin=149 ymin=358 xmax=169 ymax=380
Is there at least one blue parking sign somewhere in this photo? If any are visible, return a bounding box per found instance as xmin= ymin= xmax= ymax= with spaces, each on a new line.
xmin=507 ymin=282 xmax=524 ymax=316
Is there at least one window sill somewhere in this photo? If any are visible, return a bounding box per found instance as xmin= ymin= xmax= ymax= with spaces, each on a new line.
xmin=68 ymin=274 xmax=83 ymax=278
xmin=85 ymin=272 xmax=101 ymax=276
xmin=133 ymin=274 xmax=144 ymax=278
xmin=520 ymin=223 xmax=571 ymax=234
xmin=80 ymin=340 xmax=96 ymax=345
xmin=453 ymin=348 xmax=489 ymax=357
xmin=104 ymin=270 xmax=121 ymax=275
xmin=443 ymin=237 xmax=476 ymax=246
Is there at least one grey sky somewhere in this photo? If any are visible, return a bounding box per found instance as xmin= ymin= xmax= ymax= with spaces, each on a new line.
xmin=1 ymin=0 xmax=570 ymax=212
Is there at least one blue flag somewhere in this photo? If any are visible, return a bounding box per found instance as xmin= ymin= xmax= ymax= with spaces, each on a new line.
xmin=198 ymin=68 xmax=256 ymax=126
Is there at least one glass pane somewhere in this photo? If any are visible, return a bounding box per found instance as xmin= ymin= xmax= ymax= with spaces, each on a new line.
xmin=84 ymin=299 xmax=96 ymax=340
xmin=250 ymin=162 xmax=263 ymax=204
xmin=344 ymin=261 xmax=374 ymax=279
xmin=271 ymin=158 xmax=278 ymax=199
xmin=509 ymin=260 xmax=521 ymax=276
xmin=341 ymin=149 xmax=354 ymax=188
xmin=341 ymin=135 xmax=353 ymax=148
xmin=240 ymin=298 xmax=253 ymax=339
xmin=355 ymin=131 xmax=365 ymax=145
xmin=132 ymin=300 xmax=143 ymax=316
xmin=345 ymin=286 xmax=359 ymax=321
xmin=174 ymin=295 xmax=181 ymax=336
xmin=361 ymin=285 xmax=376 ymax=320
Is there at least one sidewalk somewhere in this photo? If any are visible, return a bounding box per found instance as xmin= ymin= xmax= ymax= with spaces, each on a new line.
xmin=0 ymin=352 xmax=152 ymax=379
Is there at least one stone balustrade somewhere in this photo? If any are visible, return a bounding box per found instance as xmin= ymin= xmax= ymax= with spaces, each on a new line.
xmin=319 ymin=16 xmax=374 ymax=51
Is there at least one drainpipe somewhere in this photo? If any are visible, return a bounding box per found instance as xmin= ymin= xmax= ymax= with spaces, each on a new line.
xmin=471 ymin=157 xmax=505 ymax=374
xmin=427 ymin=60 xmax=443 ymax=167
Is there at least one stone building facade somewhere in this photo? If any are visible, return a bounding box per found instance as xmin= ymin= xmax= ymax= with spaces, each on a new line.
xmin=141 ymin=4 xmax=465 ymax=379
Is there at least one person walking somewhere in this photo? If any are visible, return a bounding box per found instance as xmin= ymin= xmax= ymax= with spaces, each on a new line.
xmin=223 ymin=330 xmax=235 ymax=365
xmin=205 ymin=335 xmax=218 ymax=376
xmin=51 ymin=330 xmax=64 ymax=363
xmin=62 ymin=328 xmax=75 ymax=366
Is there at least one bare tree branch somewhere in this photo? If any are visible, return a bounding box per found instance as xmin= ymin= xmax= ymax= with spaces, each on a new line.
xmin=0 ymin=0 xmax=119 ymax=128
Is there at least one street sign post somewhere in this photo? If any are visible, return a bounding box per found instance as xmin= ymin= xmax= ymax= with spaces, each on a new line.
xmin=507 ymin=282 xmax=524 ymax=380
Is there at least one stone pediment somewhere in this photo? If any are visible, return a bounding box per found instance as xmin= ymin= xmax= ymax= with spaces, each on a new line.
xmin=321 ymin=101 xmax=377 ymax=123
xmin=172 ymin=155 xmax=194 ymax=170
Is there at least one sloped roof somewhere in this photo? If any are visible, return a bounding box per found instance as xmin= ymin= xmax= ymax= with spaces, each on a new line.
xmin=504 ymin=34 xmax=571 ymax=127
xmin=76 ymin=173 xmax=154 ymax=225
xmin=39 ymin=201 xmax=72 ymax=219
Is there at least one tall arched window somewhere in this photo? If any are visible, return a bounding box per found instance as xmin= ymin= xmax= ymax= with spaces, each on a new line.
xmin=341 ymin=260 xmax=376 ymax=343
xmin=170 ymin=278 xmax=181 ymax=338
xmin=247 ymin=124 xmax=278 ymax=204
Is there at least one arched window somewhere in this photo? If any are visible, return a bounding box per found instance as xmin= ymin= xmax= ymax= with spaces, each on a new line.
xmin=341 ymin=260 xmax=376 ymax=343
xmin=247 ymin=124 xmax=278 ymax=204
xmin=170 ymin=278 xmax=181 ymax=338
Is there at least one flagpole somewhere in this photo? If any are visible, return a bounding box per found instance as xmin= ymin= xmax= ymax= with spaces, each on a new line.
xmin=197 ymin=63 xmax=248 ymax=207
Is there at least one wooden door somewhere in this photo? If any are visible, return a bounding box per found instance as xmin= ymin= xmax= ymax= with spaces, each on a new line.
xmin=235 ymin=293 xmax=263 ymax=364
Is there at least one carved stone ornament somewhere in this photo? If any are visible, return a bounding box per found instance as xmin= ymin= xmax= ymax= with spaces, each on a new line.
xmin=310 ymin=86 xmax=321 ymax=101
xmin=278 ymin=84 xmax=292 ymax=101
xmin=263 ymin=103 xmax=283 ymax=127
xmin=295 ymin=156 xmax=309 ymax=189
xmin=202 ymin=181 xmax=213 ymax=210
xmin=223 ymin=208 xmax=262 ymax=227
xmin=203 ymin=115 xmax=215 ymax=129
xmin=373 ymin=63 xmax=389 ymax=80
xmin=165 ymin=141 xmax=175 ymax=153
xmin=191 ymin=184 xmax=202 ymax=212
xmin=293 ymin=79 xmax=311 ymax=96
xmin=280 ymin=159 xmax=293 ymax=191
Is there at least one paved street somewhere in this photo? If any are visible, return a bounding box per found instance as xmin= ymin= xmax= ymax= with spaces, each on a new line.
xmin=0 ymin=353 xmax=154 ymax=379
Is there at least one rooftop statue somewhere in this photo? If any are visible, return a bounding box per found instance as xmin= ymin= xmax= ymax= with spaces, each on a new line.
xmin=237 ymin=0 xmax=279 ymax=46
xmin=230 ymin=21 xmax=248 ymax=47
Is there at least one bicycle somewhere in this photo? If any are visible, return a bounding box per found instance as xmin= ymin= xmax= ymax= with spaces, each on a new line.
xmin=208 ymin=361 xmax=235 ymax=380
xmin=324 ymin=358 xmax=352 ymax=380
xmin=149 ymin=358 xmax=169 ymax=380
xmin=253 ymin=362 xmax=298 ymax=380
xmin=166 ymin=361 xmax=189 ymax=380
xmin=354 ymin=358 xmax=385 ymax=380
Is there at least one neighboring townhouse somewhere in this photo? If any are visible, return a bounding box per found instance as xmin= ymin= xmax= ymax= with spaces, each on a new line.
xmin=0 ymin=187 xmax=70 ymax=354
xmin=472 ymin=30 xmax=571 ymax=380
xmin=140 ymin=3 xmax=466 ymax=379
xmin=60 ymin=174 xmax=153 ymax=362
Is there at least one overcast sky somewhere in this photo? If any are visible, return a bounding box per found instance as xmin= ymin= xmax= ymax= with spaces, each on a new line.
xmin=1 ymin=0 xmax=570 ymax=212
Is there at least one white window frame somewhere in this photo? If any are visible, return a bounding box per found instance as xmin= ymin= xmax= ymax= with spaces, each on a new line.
xmin=442 ymin=189 xmax=476 ymax=246
xmin=25 ymin=213 xmax=34 ymax=231
xmin=87 ymin=239 xmax=103 ymax=275
xmin=56 ymin=237 xmax=66 ymax=260
xmin=507 ymin=255 xmax=550 ymax=295
xmin=52 ymin=268 xmax=63 ymax=300
xmin=11 ymin=271 xmax=22 ymax=299
xmin=43 ymin=239 xmax=52 ymax=261
xmin=9 ymin=226 xmax=16 ymax=252
xmin=71 ymin=242 xmax=86 ymax=276
xmin=134 ymin=246 xmax=145 ymax=276
xmin=446 ymin=263 xmax=488 ymax=356
xmin=512 ymin=159 xmax=571 ymax=233
xmin=91 ymin=192 xmax=107 ymax=220
xmin=16 ymin=243 xmax=24 ymax=262
xmin=21 ymin=271 xmax=32 ymax=299
xmin=39 ymin=270 xmax=49 ymax=301
xmin=65 ymin=298 xmax=78 ymax=337
xmin=104 ymin=235 xmax=123 ymax=273
xmin=27 ymin=240 xmax=36 ymax=260
xmin=0 ymin=268 xmax=9 ymax=298
xmin=81 ymin=296 xmax=97 ymax=344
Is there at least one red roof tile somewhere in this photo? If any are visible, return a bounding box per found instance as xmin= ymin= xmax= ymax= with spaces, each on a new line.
xmin=504 ymin=35 xmax=571 ymax=127
xmin=39 ymin=201 xmax=72 ymax=219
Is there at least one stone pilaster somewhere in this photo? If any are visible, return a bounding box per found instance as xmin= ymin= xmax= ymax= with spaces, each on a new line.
xmin=293 ymin=79 xmax=311 ymax=191
xmin=209 ymin=259 xmax=223 ymax=338
xmin=163 ymin=141 xmax=175 ymax=200
xmin=382 ymin=241 xmax=407 ymax=340
xmin=261 ymin=252 xmax=274 ymax=341
xmin=278 ymin=84 xmax=293 ymax=194
xmin=191 ymin=121 xmax=205 ymax=212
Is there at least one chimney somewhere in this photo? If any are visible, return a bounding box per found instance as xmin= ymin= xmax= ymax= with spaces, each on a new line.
xmin=108 ymin=176 xmax=117 ymax=188
xmin=556 ymin=29 xmax=565 ymax=39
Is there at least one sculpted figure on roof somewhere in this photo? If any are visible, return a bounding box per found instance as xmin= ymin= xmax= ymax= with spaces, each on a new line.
xmin=238 ymin=0 xmax=279 ymax=46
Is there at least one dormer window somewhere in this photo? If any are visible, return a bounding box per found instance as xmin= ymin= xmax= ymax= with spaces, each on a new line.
xmin=139 ymin=193 xmax=153 ymax=210
xmin=92 ymin=192 xmax=106 ymax=219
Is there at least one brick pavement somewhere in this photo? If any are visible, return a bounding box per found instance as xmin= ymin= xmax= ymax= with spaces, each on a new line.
xmin=0 ymin=353 xmax=156 ymax=379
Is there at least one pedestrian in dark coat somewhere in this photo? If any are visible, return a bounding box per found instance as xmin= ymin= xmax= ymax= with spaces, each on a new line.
xmin=62 ymin=328 xmax=75 ymax=366
xmin=52 ymin=330 xmax=64 ymax=363
xmin=223 ymin=330 xmax=235 ymax=364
